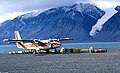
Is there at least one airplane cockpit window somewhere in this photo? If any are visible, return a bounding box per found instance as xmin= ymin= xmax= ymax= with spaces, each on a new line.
xmin=50 ymin=40 xmax=54 ymax=42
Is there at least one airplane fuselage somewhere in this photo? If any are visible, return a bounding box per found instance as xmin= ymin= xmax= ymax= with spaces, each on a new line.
xmin=3 ymin=31 xmax=72 ymax=53
xmin=17 ymin=41 xmax=62 ymax=50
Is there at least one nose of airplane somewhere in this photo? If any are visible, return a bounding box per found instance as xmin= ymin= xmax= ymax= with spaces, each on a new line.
xmin=58 ymin=43 xmax=62 ymax=46
xmin=55 ymin=43 xmax=62 ymax=47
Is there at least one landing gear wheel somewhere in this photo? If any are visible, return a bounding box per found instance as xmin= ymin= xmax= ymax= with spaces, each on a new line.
xmin=51 ymin=44 xmax=53 ymax=49
xmin=45 ymin=49 xmax=49 ymax=54
xmin=33 ymin=50 xmax=37 ymax=54
xmin=55 ymin=49 xmax=58 ymax=54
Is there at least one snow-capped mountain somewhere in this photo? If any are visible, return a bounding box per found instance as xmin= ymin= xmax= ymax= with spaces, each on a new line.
xmin=91 ymin=6 xmax=120 ymax=42
xmin=0 ymin=3 xmax=105 ymax=44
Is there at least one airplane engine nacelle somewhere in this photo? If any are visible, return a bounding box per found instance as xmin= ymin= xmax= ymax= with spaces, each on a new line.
xmin=33 ymin=38 xmax=41 ymax=44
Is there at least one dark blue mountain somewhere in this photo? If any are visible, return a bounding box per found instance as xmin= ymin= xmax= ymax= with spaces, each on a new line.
xmin=91 ymin=6 xmax=120 ymax=42
xmin=0 ymin=3 xmax=105 ymax=44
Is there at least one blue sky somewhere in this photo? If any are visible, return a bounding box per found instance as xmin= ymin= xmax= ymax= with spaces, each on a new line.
xmin=0 ymin=0 xmax=120 ymax=23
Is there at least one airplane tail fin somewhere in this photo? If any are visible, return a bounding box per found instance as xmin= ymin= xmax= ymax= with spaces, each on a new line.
xmin=14 ymin=31 xmax=22 ymax=40
xmin=14 ymin=31 xmax=23 ymax=48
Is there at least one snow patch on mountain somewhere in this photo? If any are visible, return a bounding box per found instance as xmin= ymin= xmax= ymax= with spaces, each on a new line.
xmin=90 ymin=6 xmax=120 ymax=42
xmin=90 ymin=25 xmax=102 ymax=36
xmin=20 ymin=10 xmax=42 ymax=19
xmin=19 ymin=9 xmax=51 ymax=19
xmin=90 ymin=8 xmax=117 ymax=36
xmin=62 ymin=6 xmax=71 ymax=12
xmin=73 ymin=3 xmax=105 ymax=19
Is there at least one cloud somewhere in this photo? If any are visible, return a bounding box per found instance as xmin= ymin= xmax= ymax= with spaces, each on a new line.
xmin=0 ymin=0 xmax=85 ymax=13
xmin=0 ymin=0 xmax=120 ymax=23
xmin=0 ymin=11 xmax=29 ymax=23
xmin=91 ymin=0 xmax=120 ymax=9
xmin=0 ymin=0 xmax=89 ymax=22
xmin=0 ymin=0 xmax=41 ymax=13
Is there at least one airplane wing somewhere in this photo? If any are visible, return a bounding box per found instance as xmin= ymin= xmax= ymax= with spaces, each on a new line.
xmin=3 ymin=38 xmax=73 ymax=43
xmin=3 ymin=39 xmax=40 ymax=43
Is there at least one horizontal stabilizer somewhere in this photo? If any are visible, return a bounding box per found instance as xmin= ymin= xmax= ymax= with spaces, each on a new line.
xmin=3 ymin=39 xmax=9 ymax=43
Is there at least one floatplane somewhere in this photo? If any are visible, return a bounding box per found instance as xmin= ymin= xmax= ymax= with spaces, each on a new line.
xmin=3 ymin=31 xmax=73 ymax=54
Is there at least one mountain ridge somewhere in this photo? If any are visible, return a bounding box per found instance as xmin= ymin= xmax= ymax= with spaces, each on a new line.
xmin=0 ymin=3 xmax=105 ymax=44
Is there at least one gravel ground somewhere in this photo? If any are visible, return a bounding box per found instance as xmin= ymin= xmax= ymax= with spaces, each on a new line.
xmin=0 ymin=49 xmax=120 ymax=73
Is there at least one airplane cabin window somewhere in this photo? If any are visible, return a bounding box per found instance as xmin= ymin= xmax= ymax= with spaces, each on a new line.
xmin=50 ymin=40 xmax=54 ymax=42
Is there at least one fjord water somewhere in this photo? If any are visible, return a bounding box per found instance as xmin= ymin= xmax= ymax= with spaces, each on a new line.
xmin=0 ymin=42 xmax=120 ymax=53
xmin=63 ymin=42 xmax=120 ymax=49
